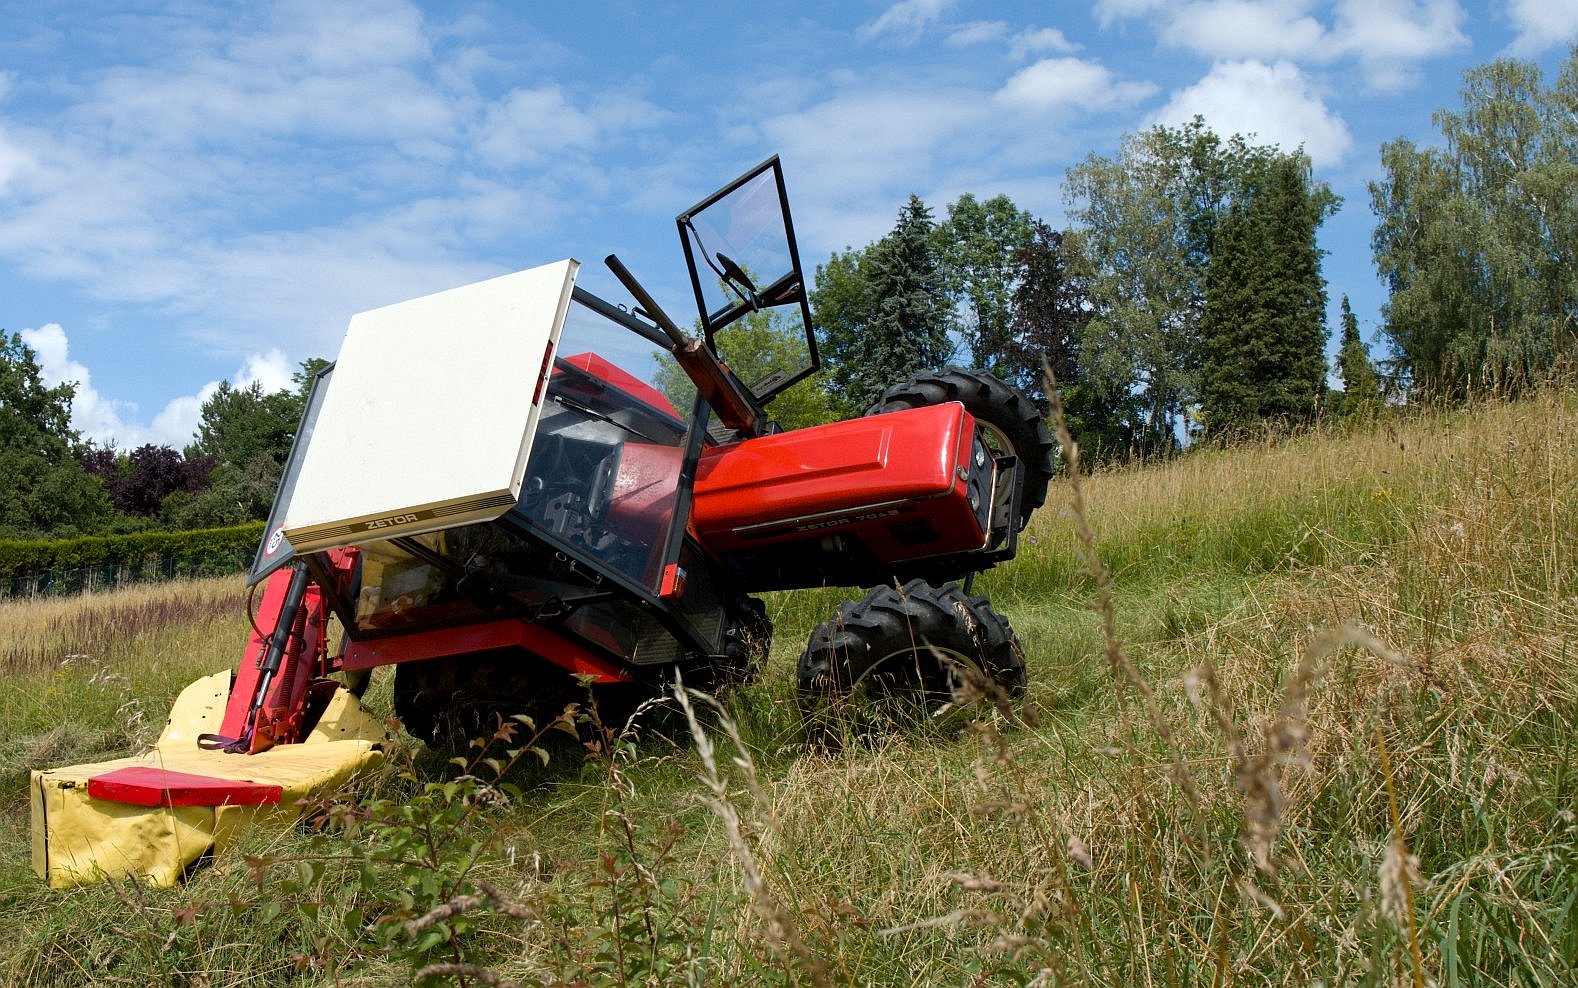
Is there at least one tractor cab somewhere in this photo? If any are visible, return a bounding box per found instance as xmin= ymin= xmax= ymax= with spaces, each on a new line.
xmin=248 ymin=273 xmax=749 ymax=742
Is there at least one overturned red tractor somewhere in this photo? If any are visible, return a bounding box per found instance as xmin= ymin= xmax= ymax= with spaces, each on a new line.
xmin=31 ymin=157 xmax=1054 ymax=886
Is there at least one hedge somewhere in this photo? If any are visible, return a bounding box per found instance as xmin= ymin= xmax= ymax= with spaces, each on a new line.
xmin=0 ymin=523 xmax=266 ymax=596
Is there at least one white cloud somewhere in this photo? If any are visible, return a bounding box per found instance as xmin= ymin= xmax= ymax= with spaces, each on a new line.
xmin=475 ymin=86 xmax=601 ymax=168
xmin=236 ymin=349 xmax=295 ymax=393
xmin=73 ymin=3 xmax=452 ymax=153
xmin=859 ymin=0 xmax=956 ymax=43
xmin=19 ymin=323 xmax=136 ymax=446
xmin=229 ymin=0 xmax=432 ymax=70
xmin=0 ymin=0 xmax=678 ymax=409
xmin=0 ymin=2 xmax=469 ymax=300
xmin=761 ymin=88 xmax=983 ymax=190
xmin=944 ymin=22 xmax=1079 ymax=59
xmin=756 ymin=86 xmax=997 ymax=249
xmin=175 ymin=226 xmax=503 ymax=367
xmin=1093 ymin=0 xmax=1469 ymax=93
xmin=1505 ymin=0 xmax=1578 ymax=55
xmin=1330 ymin=0 xmax=1468 ymax=90
xmin=1159 ymin=1 xmax=1328 ymax=60
xmin=18 ymin=322 xmax=302 ymax=448
xmin=87 ymin=54 xmax=457 ymax=150
xmin=148 ymin=395 xmax=208 ymax=449
xmin=1010 ymin=27 xmax=1081 ymax=59
xmin=1149 ymin=60 xmax=1353 ymax=168
xmin=0 ymin=126 xmax=29 ymax=195
xmin=742 ymin=58 xmax=1147 ymax=253
xmin=946 ymin=21 xmax=1009 ymax=46
xmin=995 ymin=58 xmax=1158 ymax=113
xmin=473 ymin=86 xmax=665 ymax=170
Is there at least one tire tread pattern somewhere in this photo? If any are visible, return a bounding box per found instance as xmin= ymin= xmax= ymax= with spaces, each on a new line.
xmin=796 ymin=579 xmax=1026 ymax=740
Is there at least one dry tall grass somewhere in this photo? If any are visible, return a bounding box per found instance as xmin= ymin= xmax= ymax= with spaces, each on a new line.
xmin=742 ymin=389 xmax=1577 ymax=983
xmin=1 ymin=391 xmax=1573 ymax=986
xmin=0 ymin=575 xmax=252 ymax=798
xmin=0 ymin=575 xmax=248 ymax=675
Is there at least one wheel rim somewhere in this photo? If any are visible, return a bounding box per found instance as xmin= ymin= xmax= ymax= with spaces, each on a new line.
xmin=975 ymin=419 xmax=1015 ymax=460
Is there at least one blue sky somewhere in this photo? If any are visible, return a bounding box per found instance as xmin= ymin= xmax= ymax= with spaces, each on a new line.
xmin=3 ymin=1 xmax=1575 ymax=449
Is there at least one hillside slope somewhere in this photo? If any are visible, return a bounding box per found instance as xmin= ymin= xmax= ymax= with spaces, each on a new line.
xmin=2 ymin=390 xmax=1574 ymax=986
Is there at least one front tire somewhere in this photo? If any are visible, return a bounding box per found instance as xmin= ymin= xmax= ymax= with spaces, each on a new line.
xmin=867 ymin=367 xmax=1055 ymax=529
xmin=393 ymin=651 xmax=581 ymax=749
xmin=797 ymin=579 xmax=1025 ymax=747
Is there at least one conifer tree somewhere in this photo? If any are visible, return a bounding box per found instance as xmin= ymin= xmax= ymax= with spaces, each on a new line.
xmin=813 ymin=196 xmax=954 ymax=410
xmin=1199 ymin=156 xmax=1333 ymax=438
xmin=1258 ymin=156 xmax=1331 ymax=423
xmin=1334 ymin=295 xmax=1382 ymax=414
xmin=1199 ymin=196 xmax=1265 ymax=437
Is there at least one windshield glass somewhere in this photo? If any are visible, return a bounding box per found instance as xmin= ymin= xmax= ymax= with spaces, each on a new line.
xmin=684 ymin=165 xmax=796 ymax=327
xmin=679 ymin=157 xmax=818 ymax=404
xmin=522 ymin=344 xmax=687 ymax=588
xmin=248 ymin=364 xmax=333 ymax=585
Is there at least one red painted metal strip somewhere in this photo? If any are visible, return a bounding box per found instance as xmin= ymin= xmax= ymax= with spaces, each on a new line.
xmin=86 ymin=767 xmax=283 ymax=807
xmin=342 ymin=617 xmax=634 ymax=683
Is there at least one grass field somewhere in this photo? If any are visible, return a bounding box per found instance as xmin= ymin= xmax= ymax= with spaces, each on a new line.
xmin=2 ymin=390 xmax=1574 ymax=986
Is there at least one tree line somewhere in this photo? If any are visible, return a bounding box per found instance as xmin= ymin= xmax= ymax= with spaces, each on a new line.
xmin=810 ymin=46 xmax=1576 ymax=451
xmin=4 ymin=47 xmax=1572 ymax=542
xmin=0 ymin=339 xmax=328 ymax=540
xmin=813 ymin=116 xmax=1347 ymax=461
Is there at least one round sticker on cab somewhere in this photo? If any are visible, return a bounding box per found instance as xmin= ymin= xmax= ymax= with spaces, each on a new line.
xmin=264 ymin=525 xmax=287 ymax=557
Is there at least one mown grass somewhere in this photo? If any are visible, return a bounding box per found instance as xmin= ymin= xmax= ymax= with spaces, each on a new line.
xmin=1 ymin=389 xmax=1574 ymax=986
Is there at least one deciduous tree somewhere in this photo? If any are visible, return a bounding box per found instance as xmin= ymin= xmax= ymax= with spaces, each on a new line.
xmin=0 ymin=331 xmax=112 ymax=537
xmin=82 ymin=444 xmax=216 ymax=518
xmin=1002 ymin=221 xmax=1129 ymax=461
xmin=933 ymin=194 xmax=1032 ymax=379
xmin=1065 ymin=118 xmax=1292 ymax=456
xmin=1370 ymin=50 xmax=1578 ymax=398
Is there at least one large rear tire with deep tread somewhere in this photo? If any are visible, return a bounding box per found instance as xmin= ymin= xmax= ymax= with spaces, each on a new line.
xmin=866 ymin=367 xmax=1055 ymax=529
xmin=797 ymin=579 xmax=1025 ymax=747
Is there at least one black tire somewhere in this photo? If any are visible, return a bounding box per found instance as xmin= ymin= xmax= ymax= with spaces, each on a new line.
xmin=724 ymin=595 xmax=773 ymax=682
xmin=797 ymin=579 xmax=1026 ymax=746
xmin=866 ymin=367 xmax=1055 ymax=529
xmin=391 ymin=662 xmax=441 ymax=745
xmin=393 ymin=651 xmax=582 ymax=749
xmin=682 ymin=595 xmax=773 ymax=695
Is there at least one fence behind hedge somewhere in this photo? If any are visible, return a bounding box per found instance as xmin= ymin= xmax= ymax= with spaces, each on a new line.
xmin=0 ymin=524 xmax=266 ymax=598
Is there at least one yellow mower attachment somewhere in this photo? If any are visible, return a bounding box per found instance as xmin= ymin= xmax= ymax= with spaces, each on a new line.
xmin=31 ymin=670 xmax=386 ymax=889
